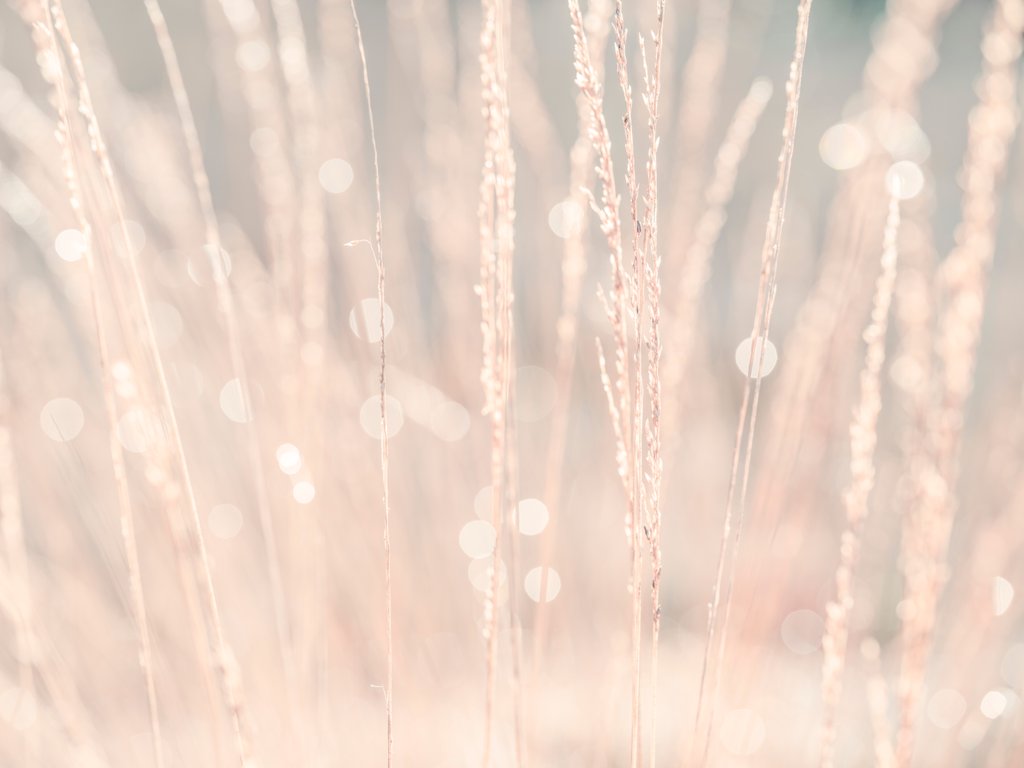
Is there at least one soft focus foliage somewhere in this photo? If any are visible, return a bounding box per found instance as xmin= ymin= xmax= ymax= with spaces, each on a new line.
xmin=0 ymin=0 xmax=1022 ymax=766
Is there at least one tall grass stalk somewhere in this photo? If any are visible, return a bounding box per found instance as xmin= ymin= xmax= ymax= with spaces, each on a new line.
xmin=29 ymin=10 xmax=165 ymax=767
xmin=567 ymin=0 xmax=639 ymax=762
xmin=141 ymin=3 xmax=298 ymax=750
xmin=819 ymin=192 xmax=901 ymax=767
xmin=638 ymin=7 xmax=666 ymax=766
xmin=735 ymin=0 xmax=955 ymax=664
xmin=571 ymin=3 xmax=667 ymax=763
xmin=29 ymin=0 xmax=257 ymax=759
xmin=611 ymin=6 xmax=647 ymax=764
xmin=349 ymin=0 xmax=394 ymax=762
xmin=663 ymin=77 xmax=772 ymax=431
xmin=479 ymin=0 xmax=517 ymax=763
xmin=533 ymin=0 xmax=613 ymax=688
xmin=896 ymin=1 xmax=1024 ymax=761
xmin=695 ymin=0 xmax=814 ymax=760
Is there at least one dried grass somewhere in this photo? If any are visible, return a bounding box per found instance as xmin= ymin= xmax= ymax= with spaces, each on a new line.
xmin=0 ymin=0 xmax=1020 ymax=765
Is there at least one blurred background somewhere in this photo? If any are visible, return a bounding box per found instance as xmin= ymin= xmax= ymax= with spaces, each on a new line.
xmin=0 ymin=0 xmax=1023 ymax=765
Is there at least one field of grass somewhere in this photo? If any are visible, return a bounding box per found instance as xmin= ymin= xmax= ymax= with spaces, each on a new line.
xmin=0 ymin=0 xmax=1022 ymax=765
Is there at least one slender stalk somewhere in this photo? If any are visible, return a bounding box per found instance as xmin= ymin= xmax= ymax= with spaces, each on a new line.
xmin=896 ymin=1 xmax=1024 ymax=761
xmin=667 ymin=77 xmax=772 ymax=766
xmin=27 ymin=11 xmax=165 ymax=767
xmin=532 ymin=0 xmax=612 ymax=689
xmin=479 ymin=0 xmax=517 ymax=763
xmin=142 ymin=0 xmax=296 ymax=738
xmin=662 ymin=78 xmax=772 ymax=430
xmin=639 ymin=8 xmax=666 ymax=765
xmin=40 ymin=1 xmax=258 ymax=759
xmin=820 ymin=193 xmax=901 ymax=767
xmin=349 ymin=1 xmax=394 ymax=762
xmin=611 ymin=6 xmax=646 ymax=764
xmin=694 ymin=0 xmax=815 ymax=761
